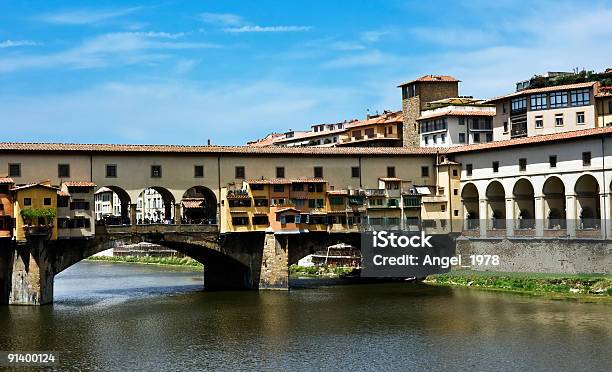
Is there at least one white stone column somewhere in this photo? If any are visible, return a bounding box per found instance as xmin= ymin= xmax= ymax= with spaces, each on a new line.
xmin=479 ymin=198 xmax=487 ymax=237
xmin=534 ymin=195 xmax=545 ymax=237
xmin=600 ymin=193 xmax=609 ymax=240
xmin=566 ymin=195 xmax=576 ymax=238
xmin=505 ymin=197 xmax=514 ymax=237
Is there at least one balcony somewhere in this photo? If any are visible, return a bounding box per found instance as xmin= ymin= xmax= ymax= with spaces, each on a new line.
xmin=365 ymin=189 xmax=386 ymax=197
xmin=24 ymin=225 xmax=52 ymax=238
xmin=227 ymin=189 xmax=249 ymax=199
xmin=511 ymin=124 xmax=527 ymax=138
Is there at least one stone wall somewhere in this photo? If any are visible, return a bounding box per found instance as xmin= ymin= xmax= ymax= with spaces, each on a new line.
xmin=401 ymin=81 xmax=459 ymax=148
xmin=456 ymin=238 xmax=612 ymax=274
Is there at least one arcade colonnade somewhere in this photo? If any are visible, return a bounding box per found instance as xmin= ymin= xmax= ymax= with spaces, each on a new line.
xmin=461 ymin=172 xmax=612 ymax=239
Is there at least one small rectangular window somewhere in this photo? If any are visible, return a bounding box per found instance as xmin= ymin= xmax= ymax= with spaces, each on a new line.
xmin=503 ymin=121 xmax=508 ymax=133
xmin=454 ymin=210 xmax=459 ymax=217
xmin=276 ymin=167 xmax=285 ymax=179
xmin=458 ymin=133 xmax=466 ymax=143
xmin=535 ymin=116 xmax=544 ymax=128
xmin=44 ymin=198 xmax=52 ymax=206
xmin=314 ymin=166 xmax=323 ymax=178
xmin=466 ymin=164 xmax=473 ymax=176
xmin=58 ymin=164 xmax=70 ymax=178
xmin=441 ymin=204 xmax=446 ymax=212
xmin=555 ymin=114 xmax=564 ymax=127
xmin=194 ymin=165 xmax=204 ymax=178
xmin=492 ymin=161 xmax=499 ymax=173
xmin=452 ymin=169 xmax=458 ymax=177
xmin=9 ymin=163 xmax=21 ymax=177
xmin=519 ymin=158 xmax=527 ymax=171
xmin=151 ymin=165 xmax=162 ymax=178
xmin=473 ymin=133 xmax=480 ymax=143
xmin=387 ymin=166 xmax=396 ymax=178
xmin=235 ymin=166 xmax=245 ymax=179
xmin=421 ymin=166 xmax=429 ymax=178
xmin=273 ymin=185 xmax=285 ymax=193
xmin=453 ymin=189 xmax=458 ymax=195
xmin=582 ymin=152 xmax=591 ymax=166
xmin=351 ymin=166 xmax=360 ymax=178
xmin=24 ymin=198 xmax=32 ymax=206
xmin=106 ymin=164 xmax=117 ymax=178
xmin=486 ymin=133 xmax=493 ymax=142
xmin=549 ymin=155 xmax=557 ymax=168
xmin=576 ymin=112 xmax=585 ymax=124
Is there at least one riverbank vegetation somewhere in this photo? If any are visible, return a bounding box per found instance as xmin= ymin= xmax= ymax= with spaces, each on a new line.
xmin=87 ymin=255 xmax=203 ymax=268
xmin=289 ymin=265 xmax=356 ymax=278
xmin=425 ymin=270 xmax=612 ymax=300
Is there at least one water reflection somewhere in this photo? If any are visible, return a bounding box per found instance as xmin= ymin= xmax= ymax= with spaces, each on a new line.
xmin=0 ymin=261 xmax=610 ymax=371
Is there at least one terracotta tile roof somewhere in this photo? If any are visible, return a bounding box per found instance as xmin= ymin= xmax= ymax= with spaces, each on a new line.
xmin=448 ymin=126 xmax=612 ymax=154
xmin=397 ymin=75 xmax=460 ymax=87
xmin=379 ymin=177 xmax=402 ymax=182
xmin=274 ymin=207 xmax=301 ymax=214
xmin=0 ymin=177 xmax=14 ymax=184
xmin=595 ymin=86 xmax=612 ymax=97
xmin=63 ymin=181 xmax=96 ymax=187
xmin=0 ymin=142 xmax=440 ymax=155
xmin=57 ymin=190 xmax=71 ymax=197
xmin=181 ymin=199 xmax=204 ymax=208
xmin=272 ymin=128 xmax=347 ymax=143
xmin=247 ymin=178 xmax=328 ymax=185
xmin=485 ymin=82 xmax=597 ymax=102
xmin=418 ymin=110 xmax=496 ymax=121
xmin=327 ymin=190 xmax=349 ymax=195
xmin=11 ymin=182 xmax=59 ymax=192
xmin=246 ymin=133 xmax=285 ymax=147
xmin=346 ymin=111 xmax=403 ymax=129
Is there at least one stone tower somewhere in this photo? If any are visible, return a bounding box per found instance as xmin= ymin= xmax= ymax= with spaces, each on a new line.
xmin=399 ymin=75 xmax=460 ymax=147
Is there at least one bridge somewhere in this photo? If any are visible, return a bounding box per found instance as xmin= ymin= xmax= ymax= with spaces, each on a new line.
xmin=0 ymin=224 xmax=361 ymax=305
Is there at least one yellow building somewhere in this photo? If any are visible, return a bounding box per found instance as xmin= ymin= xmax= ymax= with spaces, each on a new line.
xmin=596 ymin=86 xmax=612 ymax=127
xmin=419 ymin=158 xmax=463 ymax=233
xmin=11 ymin=181 xmax=59 ymax=241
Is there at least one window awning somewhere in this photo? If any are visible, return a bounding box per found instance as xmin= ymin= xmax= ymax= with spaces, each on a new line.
xmin=414 ymin=186 xmax=431 ymax=195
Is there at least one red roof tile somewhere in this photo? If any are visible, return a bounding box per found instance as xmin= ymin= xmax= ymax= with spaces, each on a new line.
xmin=63 ymin=181 xmax=96 ymax=187
xmin=486 ymin=82 xmax=597 ymax=102
xmin=398 ymin=75 xmax=460 ymax=87
xmin=247 ymin=178 xmax=328 ymax=185
xmin=0 ymin=177 xmax=14 ymax=184
xmin=418 ymin=110 xmax=496 ymax=121
xmin=0 ymin=142 xmax=439 ymax=155
xmin=448 ymin=126 xmax=612 ymax=154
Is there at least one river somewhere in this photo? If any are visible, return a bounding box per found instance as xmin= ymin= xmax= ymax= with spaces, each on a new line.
xmin=0 ymin=261 xmax=610 ymax=371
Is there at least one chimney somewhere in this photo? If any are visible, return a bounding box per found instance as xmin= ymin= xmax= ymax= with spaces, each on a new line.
xmin=207 ymin=139 xmax=211 ymax=146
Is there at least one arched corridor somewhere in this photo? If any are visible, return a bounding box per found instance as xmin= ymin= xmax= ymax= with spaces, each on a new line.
xmin=137 ymin=187 xmax=175 ymax=224
xmin=574 ymin=175 xmax=600 ymax=230
xmin=95 ymin=186 xmax=131 ymax=225
xmin=543 ymin=177 xmax=566 ymax=230
xmin=181 ymin=186 xmax=218 ymax=225
xmin=461 ymin=183 xmax=479 ymax=230
xmin=485 ymin=181 xmax=506 ymax=230
xmin=513 ymin=179 xmax=535 ymax=230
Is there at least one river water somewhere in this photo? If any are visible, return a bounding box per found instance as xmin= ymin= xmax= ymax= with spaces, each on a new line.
xmin=0 ymin=261 xmax=610 ymax=371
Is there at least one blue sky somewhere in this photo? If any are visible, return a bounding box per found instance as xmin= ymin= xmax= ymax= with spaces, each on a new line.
xmin=1 ymin=0 xmax=612 ymax=145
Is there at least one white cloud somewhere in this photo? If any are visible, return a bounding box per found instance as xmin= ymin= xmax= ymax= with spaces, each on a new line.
xmin=198 ymin=13 xmax=245 ymax=27
xmin=0 ymin=32 xmax=219 ymax=73
xmin=36 ymin=7 xmax=142 ymax=25
xmin=0 ymin=40 xmax=41 ymax=48
xmin=223 ymin=25 xmax=312 ymax=33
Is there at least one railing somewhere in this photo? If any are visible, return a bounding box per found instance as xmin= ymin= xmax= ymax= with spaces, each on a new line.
xmin=23 ymin=225 xmax=52 ymax=237
xmin=227 ymin=189 xmax=249 ymax=198
xmin=365 ymin=189 xmax=386 ymax=197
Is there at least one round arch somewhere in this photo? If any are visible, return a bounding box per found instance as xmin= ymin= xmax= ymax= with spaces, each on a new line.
xmin=137 ymin=186 xmax=176 ymax=224
xmin=461 ymin=183 xmax=479 ymax=230
xmin=513 ymin=178 xmax=535 ymax=229
xmin=574 ymin=174 xmax=600 ymax=230
xmin=543 ymin=176 xmax=566 ymax=230
xmin=95 ymin=185 xmax=131 ymax=225
xmin=485 ymin=181 xmax=506 ymax=230
xmin=181 ymin=186 xmax=218 ymax=224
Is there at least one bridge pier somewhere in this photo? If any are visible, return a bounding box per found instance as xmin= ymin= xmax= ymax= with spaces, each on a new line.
xmin=258 ymin=233 xmax=289 ymax=290
xmin=3 ymin=238 xmax=54 ymax=305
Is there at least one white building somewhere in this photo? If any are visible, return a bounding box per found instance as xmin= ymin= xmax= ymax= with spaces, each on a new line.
xmin=136 ymin=188 xmax=173 ymax=223
xmin=449 ymin=126 xmax=612 ymax=239
xmin=418 ymin=98 xmax=496 ymax=147
xmin=94 ymin=187 xmax=122 ymax=221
